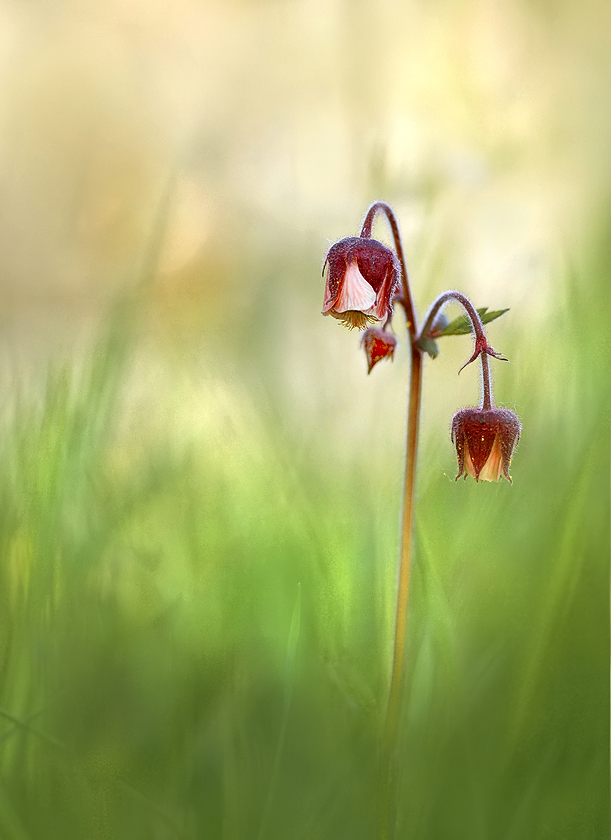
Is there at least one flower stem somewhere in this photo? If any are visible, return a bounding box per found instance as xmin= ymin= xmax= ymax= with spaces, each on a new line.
xmin=376 ymin=331 xmax=422 ymax=840
xmin=362 ymin=202 xmax=423 ymax=838
xmin=360 ymin=202 xmax=417 ymax=343
xmin=385 ymin=344 xmax=422 ymax=742
xmin=419 ymin=290 xmax=487 ymax=348
xmin=480 ymin=352 xmax=493 ymax=411
xmin=419 ymin=290 xmax=495 ymax=410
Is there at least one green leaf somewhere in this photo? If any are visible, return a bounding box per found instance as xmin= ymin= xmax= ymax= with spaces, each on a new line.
xmin=417 ymin=336 xmax=440 ymax=359
xmin=436 ymin=307 xmax=509 ymax=337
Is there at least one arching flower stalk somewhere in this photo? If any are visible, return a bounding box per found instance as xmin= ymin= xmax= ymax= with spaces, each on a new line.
xmin=320 ymin=202 xmax=520 ymax=839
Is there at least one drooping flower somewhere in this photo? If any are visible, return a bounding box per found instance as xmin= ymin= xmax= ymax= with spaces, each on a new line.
xmin=451 ymin=407 xmax=521 ymax=483
xmin=322 ymin=237 xmax=400 ymax=330
xmin=362 ymin=328 xmax=397 ymax=374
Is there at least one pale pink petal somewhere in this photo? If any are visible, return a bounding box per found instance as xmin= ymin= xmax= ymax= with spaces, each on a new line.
xmin=372 ymin=267 xmax=394 ymax=320
xmin=334 ymin=261 xmax=376 ymax=313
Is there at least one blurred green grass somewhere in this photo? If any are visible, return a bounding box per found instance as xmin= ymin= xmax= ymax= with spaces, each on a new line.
xmin=0 ymin=0 xmax=609 ymax=836
xmin=0 ymin=211 xmax=607 ymax=840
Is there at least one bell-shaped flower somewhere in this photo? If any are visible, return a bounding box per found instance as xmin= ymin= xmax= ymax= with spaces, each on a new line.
xmin=362 ymin=328 xmax=397 ymax=374
xmin=322 ymin=237 xmax=400 ymax=330
xmin=451 ymin=407 xmax=521 ymax=483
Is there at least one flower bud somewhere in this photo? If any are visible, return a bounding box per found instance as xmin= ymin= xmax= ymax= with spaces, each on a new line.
xmin=451 ymin=407 xmax=521 ymax=483
xmin=362 ymin=328 xmax=397 ymax=374
xmin=322 ymin=237 xmax=400 ymax=330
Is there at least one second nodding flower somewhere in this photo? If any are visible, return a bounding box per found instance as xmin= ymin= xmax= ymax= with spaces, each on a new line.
xmin=451 ymin=407 xmax=521 ymax=483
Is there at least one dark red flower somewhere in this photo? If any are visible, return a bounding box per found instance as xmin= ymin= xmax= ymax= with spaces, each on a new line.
xmin=322 ymin=237 xmax=400 ymax=330
xmin=361 ymin=328 xmax=397 ymax=374
xmin=451 ymin=407 xmax=521 ymax=483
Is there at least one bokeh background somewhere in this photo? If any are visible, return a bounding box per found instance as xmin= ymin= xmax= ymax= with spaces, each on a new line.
xmin=0 ymin=0 xmax=608 ymax=838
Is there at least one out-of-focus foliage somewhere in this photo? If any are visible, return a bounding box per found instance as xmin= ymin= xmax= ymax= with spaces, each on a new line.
xmin=0 ymin=0 xmax=608 ymax=837
xmin=0 ymin=241 xmax=607 ymax=838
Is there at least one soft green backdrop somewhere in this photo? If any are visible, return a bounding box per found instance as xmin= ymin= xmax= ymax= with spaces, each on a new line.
xmin=0 ymin=0 xmax=608 ymax=837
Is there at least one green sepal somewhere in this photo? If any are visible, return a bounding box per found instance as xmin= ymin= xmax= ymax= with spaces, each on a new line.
xmin=436 ymin=307 xmax=509 ymax=337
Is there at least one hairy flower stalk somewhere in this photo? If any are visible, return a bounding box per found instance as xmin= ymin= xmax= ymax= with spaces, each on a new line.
xmin=419 ymin=290 xmax=507 ymax=410
xmin=419 ymin=292 xmax=521 ymax=482
xmin=321 ymin=202 xmax=519 ymax=839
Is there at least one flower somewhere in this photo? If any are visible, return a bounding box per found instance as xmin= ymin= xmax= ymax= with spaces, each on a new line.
xmin=322 ymin=237 xmax=400 ymax=330
xmin=362 ymin=328 xmax=397 ymax=374
xmin=451 ymin=407 xmax=521 ymax=483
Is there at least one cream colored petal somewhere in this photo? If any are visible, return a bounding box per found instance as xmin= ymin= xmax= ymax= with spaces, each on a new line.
xmin=465 ymin=446 xmax=477 ymax=480
xmin=334 ymin=261 xmax=376 ymax=313
xmin=478 ymin=436 xmax=504 ymax=482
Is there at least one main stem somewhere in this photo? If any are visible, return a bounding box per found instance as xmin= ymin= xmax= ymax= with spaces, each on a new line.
xmin=358 ymin=212 xmax=501 ymax=836
xmin=385 ymin=349 xmax=421 ymax=745
xmin=361 ymin=201 xmax=422 ymax=760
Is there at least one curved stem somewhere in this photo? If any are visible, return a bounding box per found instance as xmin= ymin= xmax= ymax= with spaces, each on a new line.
xmin=360 ymin=202 xmax=417 ymax=343
xmin=361 ymin=202 xmax=421 ymax=729
xmin=419 ymin=290 xmax=487 ymax=348
xmin=360 ymin=203 xmax=422 ymax=838
xmin=419 ymin=290 xmax=495 ymax=410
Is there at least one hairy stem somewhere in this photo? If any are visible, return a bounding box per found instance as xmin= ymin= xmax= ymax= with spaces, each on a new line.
xmin=480 ymin=352 xmax=492 ymax=411
xmin=419 ymin=290 xmax=487 ymax=347
xmin=363 ymin=202 xmax=423 ymax=838
xmin=360 ymin=202 xmax=417 ymax=343
xmin=380 ymin=350 xmax=422 ymax=840
xmin=419 ymin=290 xmax=494 ymax=410
xmin=385 ymin=346 xmax=422 ymax=743
xmin=378 ymin=345 xmax=422 ymax=840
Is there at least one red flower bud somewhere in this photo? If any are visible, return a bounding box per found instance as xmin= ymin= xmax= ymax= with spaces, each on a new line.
xmin=322 ymin=237 xmax=400 ymax=330
xmin=361 ymin=328 xmax=397 ymax=374
xmin=451 ymin=407 xmax=521 ymax=483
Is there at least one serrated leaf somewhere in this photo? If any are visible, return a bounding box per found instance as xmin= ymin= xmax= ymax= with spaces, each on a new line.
xmin=417 ymin=336 xmax=440 ymax=359
xmin=437 ymin=307 xmax=509 ymax=337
